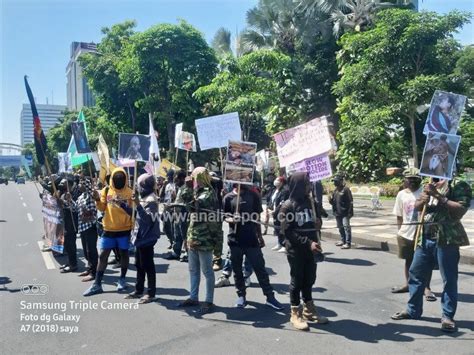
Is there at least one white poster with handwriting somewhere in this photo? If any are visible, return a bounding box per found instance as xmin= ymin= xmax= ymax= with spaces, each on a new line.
xmin=195 ymin=112 xmax=242 ymax=150
xmin=274 ymin=116 xmax=332 ymax=167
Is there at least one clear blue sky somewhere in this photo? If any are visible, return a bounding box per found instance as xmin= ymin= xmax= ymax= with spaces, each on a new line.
xmin=1 ymin=0 xmax=473 ymax=145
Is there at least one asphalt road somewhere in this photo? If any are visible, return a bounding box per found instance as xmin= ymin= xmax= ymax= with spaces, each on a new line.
xmin=1 ymin=182 xmax=473 ymax=354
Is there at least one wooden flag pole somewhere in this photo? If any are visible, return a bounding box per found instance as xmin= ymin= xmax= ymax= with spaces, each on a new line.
xmin=233 ymin=183 xmax=241 ymax=233
xmin=174 ymin=148 xmax=179 ymax=166
xmin=186 ymin=150 xmax=190 ymax=176
xmin=131 ymin=160 xmax=138 ymax=226
xmin=413 ymin=177 xmax=433 ymax=251
xmin=219 ymin=148 xmax=224 ymax=176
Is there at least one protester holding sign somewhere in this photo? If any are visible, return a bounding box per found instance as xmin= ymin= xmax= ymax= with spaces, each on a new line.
xmin=392 ymin=178 xmax=472 ymax=333
xmin=223 ymin=184 xmax=283 ymax=311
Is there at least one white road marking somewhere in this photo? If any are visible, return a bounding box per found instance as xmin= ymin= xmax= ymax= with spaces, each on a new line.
xmin=20 ymin=197 xmax=24 ymax=200
xmin=22 ymin=202 xmax=27 ymax=207
xmin=37 ymin=241 xmax=56 ymax=270
xmin=27 ymin=213 xmax=33 ymax=222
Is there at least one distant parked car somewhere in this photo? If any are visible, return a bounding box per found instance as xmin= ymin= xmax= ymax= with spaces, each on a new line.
xmin=16 ymin=177 xmax=25 ymax=184
xmin=0 ymin=177 xmax=8 ymax=185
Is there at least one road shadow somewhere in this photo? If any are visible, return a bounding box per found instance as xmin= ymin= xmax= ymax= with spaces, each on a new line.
xmin=323 ymin=319 xmax=465 ymax=343
xmin=0 ymin=220 xmax=6 ymax=222
xmin=416 ymin=316 xmax=474 ymax=332
xmin=324 ymin=257 xmax=376 ymax=266
xmin=0 ymin=276 xmax=21 ymax=293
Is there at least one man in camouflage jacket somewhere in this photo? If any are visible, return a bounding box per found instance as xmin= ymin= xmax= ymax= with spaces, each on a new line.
xmin=392 ymin=179 xmax=472 ymax=333
xmin=179 ymin=167 xmax=219 ymax=314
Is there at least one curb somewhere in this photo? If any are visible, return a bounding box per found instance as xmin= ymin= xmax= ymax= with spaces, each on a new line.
xmin=321 ymin=231 xmax=474 ymax=266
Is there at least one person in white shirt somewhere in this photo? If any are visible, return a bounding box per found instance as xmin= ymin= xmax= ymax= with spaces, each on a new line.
xmin=391 ymin=168 xmax=436 ymax=302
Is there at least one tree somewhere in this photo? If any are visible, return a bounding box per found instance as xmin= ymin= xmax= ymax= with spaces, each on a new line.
xmin=194 ymin=50 xmax=299 ymax=145
xmin=296 ymin=0 xmax=414 ymax=36
xmin=334 ymin=9 xmax=471 ymax=181
xmin=117 ymin=20 xmax=218 ymax=152
xmin=211 ymin=27 xmax=232 ymax=57
xmin=80 ymin=21 xmax=141 ymax=132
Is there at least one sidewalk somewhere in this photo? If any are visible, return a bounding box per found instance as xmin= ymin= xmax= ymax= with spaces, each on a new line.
xmin=319 ymin=197 xmax=474 ymax=265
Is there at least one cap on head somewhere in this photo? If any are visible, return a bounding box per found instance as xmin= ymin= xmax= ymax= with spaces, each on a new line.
xmin=403 ymin=167 xmax=420 ymax=179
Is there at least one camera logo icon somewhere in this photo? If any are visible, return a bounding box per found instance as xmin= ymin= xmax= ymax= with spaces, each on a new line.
xmin=21 ymin=284 xmax=49 ymax=296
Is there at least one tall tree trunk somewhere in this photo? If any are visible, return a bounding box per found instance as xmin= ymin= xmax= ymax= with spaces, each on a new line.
xmin=409 ymin=113 xmax=418 ymax=167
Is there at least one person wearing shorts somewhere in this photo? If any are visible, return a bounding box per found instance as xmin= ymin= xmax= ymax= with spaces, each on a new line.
xmin=391 ymin=168 xmax=435 ymax=302
xmin=83 ymin=167 xmax=134 ymax=297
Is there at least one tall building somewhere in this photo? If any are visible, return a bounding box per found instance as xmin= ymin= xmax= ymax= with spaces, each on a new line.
xmin=20 ymin=104 xmax=67 ymax=146
xmin=66 ymin=42 xmax=97 ymax=111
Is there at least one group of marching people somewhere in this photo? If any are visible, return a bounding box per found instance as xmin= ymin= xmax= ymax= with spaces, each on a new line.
xmin=39 ymin=165 xmax=331 ymax=330
xmin=38 ymin=162 xmax=471 ymax=333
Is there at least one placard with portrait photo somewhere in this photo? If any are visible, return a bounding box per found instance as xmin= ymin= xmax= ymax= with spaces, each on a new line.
xmin=118 ymin=133 xmax=151 ymax=162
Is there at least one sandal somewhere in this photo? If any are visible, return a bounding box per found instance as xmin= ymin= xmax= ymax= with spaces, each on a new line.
xmin=177 ymin=298 xmax=199 ymax=307
xmin=199 ymin=302 xmax=214 ymax=314
xmin=124 ymin=292 xmax=143 ymax=299
xmin=391 ymin=285 xmax=409 ymax=294
xmin=391 ymin=311 xmax=412 ymax=320
xmin=441 ymin=318 xmax=456 ymax=333
xmin=425 ymin=291 xmax=437 ymax=302
xmin=138 ymin=295 xmax=155 ymax=304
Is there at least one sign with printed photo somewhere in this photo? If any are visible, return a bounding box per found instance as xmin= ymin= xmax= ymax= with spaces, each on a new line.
xmin=419 ymin=132 xmax=461 ymax=180
xmin=423 ymin=90 xmax=467 ymax=135
xmin=176 ymin=131 xmax=197 ymax=152
xmin=71 ymin=121 xmax=91 ymax=154
xmin=224 ymin=140 xmax=257 ymax=185
xmin=118 ymin=133 xmax=151 ymax=162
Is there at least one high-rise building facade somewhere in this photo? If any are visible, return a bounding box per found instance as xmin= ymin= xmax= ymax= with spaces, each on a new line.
xmin=20 ymin=104 xmax=66 ymax=146
xmin=66 ymin=42 xmax=97 ymax=111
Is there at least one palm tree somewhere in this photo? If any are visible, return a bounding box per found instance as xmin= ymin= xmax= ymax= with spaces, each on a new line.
xmin=240 ymin=0 xmax=330 ymax=54
xmin=211 ymin=27 xmax=232 ymax=56
xmin=296 ymin=0 xmax=416 ymax=37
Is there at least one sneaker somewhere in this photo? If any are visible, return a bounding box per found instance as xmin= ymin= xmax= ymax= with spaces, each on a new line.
xmin=180 ymin=255 xmax=188 ymax=262
xmin=266 ymin=295 xmax=284 ymax=310
xmin=271 ymin=243 xmax=282 ymax=251
xmin=83 ymin=283 xmax=103 ymax=297
xmin=277 ymin=246 xmax=287 ymax=253
xmin=244 ymin=276 xmax=251 ymax=288
xmin=215 ymin=275 xmax=231 ymax=288
xmin=117 ymin=278 xmax=127 ymax=292
xmin=164 ymin=252 xmax=180 ymax=260
xmin=335 ymin=241 xmax=344 ymax=247
xmin=341 ymin=244 xmax=351 ymax=249
xmin=235 ymin=296 xmax=247 ymax=308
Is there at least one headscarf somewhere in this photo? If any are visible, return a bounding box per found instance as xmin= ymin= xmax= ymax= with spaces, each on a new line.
xmin=288 ymin=172 xmax=309 ymax=202
xmin=191 ymin=167 xmax=212 ymax=190
xmin=137 ymin=173 xmax=155 ymax=198
xmin=81 ymin=178 xmax=93 ymax=195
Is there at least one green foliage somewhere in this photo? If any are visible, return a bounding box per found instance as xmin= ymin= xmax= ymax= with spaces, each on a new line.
xmin=82 ymin=20 xmax=217 ymax=152
xmin=334 ymin=9 xmax=471 ymax=181
xmin=194 ymin=49 xmax=300 ymax=146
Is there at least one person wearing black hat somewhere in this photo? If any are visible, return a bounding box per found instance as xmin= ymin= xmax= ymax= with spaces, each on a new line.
xmin=329 ymin=175 xmax=353 ymax=249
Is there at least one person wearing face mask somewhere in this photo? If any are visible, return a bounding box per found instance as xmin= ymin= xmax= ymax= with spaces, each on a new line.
xmin=267 ymin=177 xmax=289 ymax=252
xmin=278 ymin=172 xmax=328 ymax=331
xmin=329 ymin=175 xmax=353 ymax=249
xmin=392 ymin=177 xmax=471 ymax=333
xmin=121 ymin=173 xmax=160 ymax=304
xmin=178 ymin=167 xmax=219 ymax=314
xmin=73 ymin=177 xmax=98 ymax=282
xmin=223 ymin=183 xmax=283 ymax=310
xmin=83 ymin=167 xmax=133 ymax=297
xmin=391 ymin=168 xmax=436 ymax=302
xmin=57 ymin=177 xmax=79 ymax=273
